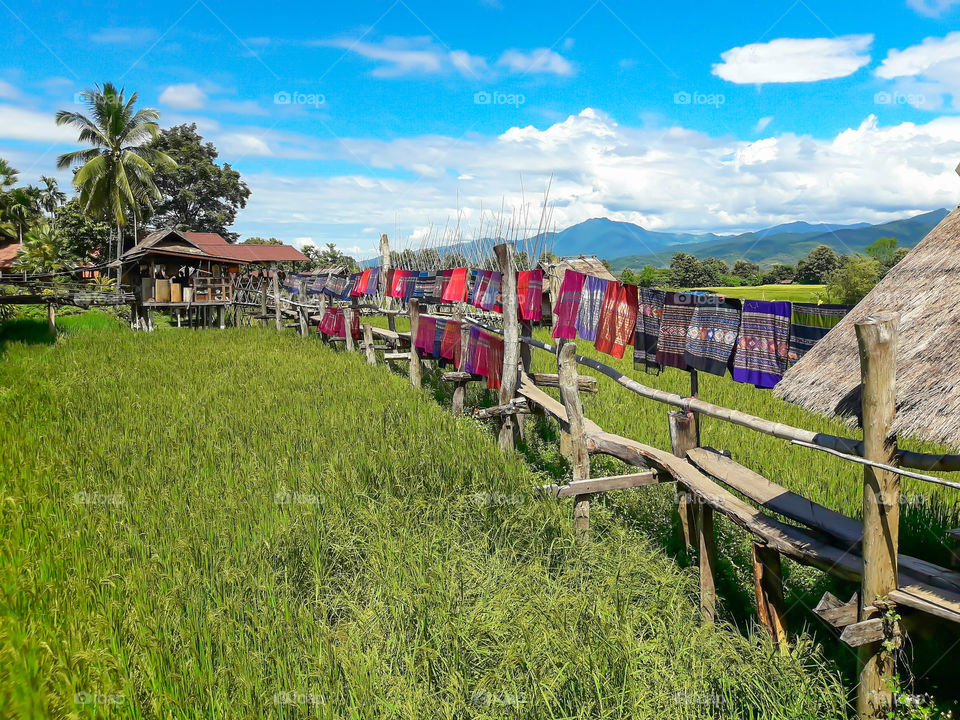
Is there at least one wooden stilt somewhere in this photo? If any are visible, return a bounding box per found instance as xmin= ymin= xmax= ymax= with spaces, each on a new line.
xmin=272 ymin=269 xmax=281 ymax=331
xmin=669 ymin=410 xmax=699 ymax=550
xmin=47 ymin=303 xmax=56 ymax=334
xmin=855 ymin=313 xmax=900 ymax=719
xmin=363 ymin=323 xmax=376 ymax=365
xmin=452 ymin=320 xmax=470 ymax=414
xmin=494 ymin=242 xmax=520 ymax=452
xmin=697 ymin=502 xmax=716 ymax=624
xmin=557 ymin=341 xmax=590 ymax=540
xmin=753 ymin=543 xmax=789 ymax=644
xmin=409 ymin=299 xmax=422 ymax=388
xmin=344 ymin=306 xmax=355 ymax=352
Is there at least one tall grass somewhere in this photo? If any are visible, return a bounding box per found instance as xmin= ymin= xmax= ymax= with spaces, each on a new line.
xmin=0 ymin=323 xmax=848 ymax=718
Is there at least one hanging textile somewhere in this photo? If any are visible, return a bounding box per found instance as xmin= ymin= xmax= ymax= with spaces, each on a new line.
xmin=733 ymin=300 xmax=792 ymax=389
xmin=788 ymin=303 xmax=850 ymax=365
xmin=354 ymin=268 xmax=372 ymax=295
xmin=486 ymin=333 xmax=504 ymax=390
xmin=684 ymin=297 xmax=741 ymax=377
xmin=656 ymin=293 xmax=697 ymax=370
xmin=552 ymin=269 xmax=586 ymax=339
xmin=308 ymin=275 xmax=327 ymax=295
xmin=464 ymin=326 xmax=482 ymax=373
xmin=340 ymin=274 xmax=358 ymax=300
xmin=594 ymin=282 xmax=639 ymax=360
xmin=318 ymin=307 xmax=359 ymax=339
xmin=323 ymin=274 xmax=348 ymax=298
xmin=387 ymin=269 xmax=405 ymax=298
xmin=440 ymin=320 xmax=461 ymax=361
xmin=479 ymin=272 xmax=502 ymax=312
xmin=432 ymin=318 xmax=446 ymax=358
xmin=518 ymin=268 xmax=544 ymax=322
xmin=473 ymin=329 xmax=493 ymax=378
xmin=318 ymin=307 xmax=338 ymax=335
xmin=283 ymin=274 xmax=300 ymax=294
xmin=471 ymin=271 xmax=491 ymax=308
xmin=415 ymin=316 xmax=437 ymax=355
xmin=364 ymin=267 xmax=380 ymax=296
xmin=634 ymin=288 xmax=665 ymax=374
xmin=402 ymin=272 xmax=418 ymax=302
xmin=442 ymin=267 xmax=468 ymax=303
xmin=576 ymin=275 xmax=609 ymax=342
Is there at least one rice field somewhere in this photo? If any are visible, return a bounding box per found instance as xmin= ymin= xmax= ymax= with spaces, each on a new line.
xmin=0 ymin=315 xmax=850 ymax=719
xmin=695 ymin=285 xmax=827 ymax=302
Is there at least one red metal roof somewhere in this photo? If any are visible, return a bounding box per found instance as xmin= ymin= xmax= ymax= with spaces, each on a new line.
xmin=182 ymin=233 xmax=309 ymax=263
xmin=0 ymin=242 xmax=21 ymax=269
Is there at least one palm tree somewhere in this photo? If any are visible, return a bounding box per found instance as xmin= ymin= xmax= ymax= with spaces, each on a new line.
xmin=12 ymin=221 xmax=75 ymax=273
xmin=5 ymin=187 xmax=38 ymax=243
xmin=38 ymin=176 xmax=66 ymax=217
xmin=0 ymin=158 xmax=18 ymax=191
xmin=55 ymin=83 xmax=174 ymax=274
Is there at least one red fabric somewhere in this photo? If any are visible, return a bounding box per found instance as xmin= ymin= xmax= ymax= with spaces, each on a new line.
xmin=318 ymin=307 xmax=337 ymax=335
xmin=441 ymin=267 xmax=468 ymax=303
xmin=415 ymin=316 xmax=437 ymax=353
xmin=389 ymin=269 xmax=408 ymax=298
xmin=354 ymin=268 xmax=372 ymax=295
xmin=318 ymin=308 xmax=360 ymax=339
xmin=486 ymin=334 xmax=504 ymax=390
xmin=594 ymin=282 xmax=639 ymax=359
xmin=440 ymin=320 xmax=461 ymax=361
xmin=518 ymin=268 xmax=543 ymax=322
xmin=552 ymin=270 xmax=586 ymax=339
xmin=472 ymin=271 xmax=491 ymax=309
xmin=473 ymin=330 xmax=492 ymax=377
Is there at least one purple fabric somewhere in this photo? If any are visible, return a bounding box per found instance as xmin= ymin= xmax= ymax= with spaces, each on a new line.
xmin=575 ymin=275 xmax=608 ymax=342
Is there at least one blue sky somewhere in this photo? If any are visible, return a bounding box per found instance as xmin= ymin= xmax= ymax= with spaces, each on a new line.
xmin=4 ymin=0 xmax=960 ymax=256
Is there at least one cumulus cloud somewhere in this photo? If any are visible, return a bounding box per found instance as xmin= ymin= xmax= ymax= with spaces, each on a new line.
xmin=0 ymin=104 xmax=77 ymax=143
xmin=497 ymin=48 xmax=574 ymax=76
xmin=159 ymin=83 xmax=208 ymax=110
xmin=713 ymin=35 xmax=873 ymax=84
xmin=876 ymin=32 xmax=960 ymax=109
xmin=227 ymin=108 xmax=960 ymax=251
xmin=907 ymin=0 xmax=960 ymax=16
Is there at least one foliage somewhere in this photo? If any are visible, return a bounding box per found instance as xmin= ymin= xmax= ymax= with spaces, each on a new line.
xmin=0 ymin=158 xmax=18 ymax=191
xmin=242 ymin=236 xmax=282 ymax=245
xmin=144 ymin=124 xmax=250 ymax=241
xmin=303 ymin=242 xmax=360 ymax=272
xmin=12 ymin=221 xmax=76 ymax=273
xmin=795 ymin=245 xmax=840 ymax=285
xmin=37 ymin=176 xmax=67 ymax=217
xmin=670 ymin=252 xmax=720 ymax=286
xmin=55 ymin=83 xmax=175 ymax=234
xmin=732 ymin=260 xmax=760 ymax=279
xmin=867 ymin=237 xmax=900 ymax=266
xmin=0 ymin=327 xmax=851 ymax=718
xmin=826 ymin=255 xmax=883 ymax=303
xmin=2 ymin=186 xmax=41 ymax=242
xmin=54 ymin=198 xmax=112 ymax=262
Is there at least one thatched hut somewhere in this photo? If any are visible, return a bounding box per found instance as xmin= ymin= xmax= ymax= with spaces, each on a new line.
xmin=539 ymin=255 xmax=617 ymax=323
xmin=774 ymin=206 xmax=960 ymax=449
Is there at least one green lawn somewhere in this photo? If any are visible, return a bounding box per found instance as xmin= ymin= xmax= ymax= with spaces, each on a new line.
xmin=695 ymin=285 xmax=826 ymax=302
xmin=0 ymin=319 xmax=848 ymax=719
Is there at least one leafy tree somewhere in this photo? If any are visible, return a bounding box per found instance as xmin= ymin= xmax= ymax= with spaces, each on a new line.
xmin=242 ymin=236 xmax=282 ymax=245
xmin=732 ymin=259 xmax=760 ymax=278
xmin=620 ymin=267 xmax=640 ymax=285
xmin=37 ymin=176 xmax=66 ymax=217
xmin=865 ymin=236 xmax=898 ymax=266
xmin=670 ymin=253 xmax=708 ymax=287
xmin=5 ymin=187 xmax=40 ymax=242
xmin=826 ymin=255 xmax=882 ymax=304
xmin=54 ymin=198 xmax=112 ymax=261
xmin=701 ymin=257 xmax=729 ymax=282
xmin=303 ymin=242 xmax=359 ymax=272
xmin=145 ymin=124 xmax=250 ymax=241
xmin=795 ymin=245 xmax=840 ymax=284
xmin=889 ymin=247 xmax=909 ymax=268
xmin=55 ymin=83 xmax=175 ymax=263
xmin=0 ymin=158 xmax=18 ymax=191
xmin=12 ymin=221 xmax=75 ymax=273
xmin=762 ymin=263 xmax=795 ymax=285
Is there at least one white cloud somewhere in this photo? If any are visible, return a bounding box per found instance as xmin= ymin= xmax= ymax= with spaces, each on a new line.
xmin=324 ymin=37 xmax=449 ymax=77
xmin=91 ymin=27 xmax=159 ymax=44
xmin=754 ymin=116 xmax=773 ymax=133
xmin=159 ymin=83 xmax=208 ymax=110
xmin=0 ymin=104 xmax=77 ymax=143
xmin=907 ymin=0 xmax=960 ymax=16
xmin=218 ymin=132 xmax=273 ymax=157
xmin=0 ymin=80 xmax=21 ymax=101
xmin=876 ymin=32 xmax=960 ymax=110
xmin=877 ymin=32 xmax=960 ymax=78
xmin=713 ymin=35 xmax=873 ymax=84
xmin=497 ymin=48 xmax=574 ymax=76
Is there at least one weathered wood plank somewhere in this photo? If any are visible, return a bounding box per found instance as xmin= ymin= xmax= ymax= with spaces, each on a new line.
xmin=516 ymin=372 xmax=603 ymax=435
xmin=539 ymin=471 xmax=659 ymax=498
xmin=530 ymin=372 xmax=598 ymax=393
xmin=814 ymin=592 xmax=860 ymax=628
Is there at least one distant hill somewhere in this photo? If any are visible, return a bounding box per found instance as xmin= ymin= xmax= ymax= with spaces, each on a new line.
xmin=546 ymin=210 xmax=949 ymax=272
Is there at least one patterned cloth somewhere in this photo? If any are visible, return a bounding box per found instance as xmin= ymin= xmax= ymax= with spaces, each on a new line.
xmin=656 ymin=293 xmax=697 ymax=370
xmin=318 ymin=307 xmax=359 ymax=339
xmin=283 ymin=274 xmax=300 ymax=295
xmin=386 ymin=269 xmax=402 ymax=298
xmin=486 ymin=333 xmax=504 ymax=390
xmin=552 ymin=269 xmax=586 ymax=339
xmin=473 ymin=329 xmax=493 ymax=378
xmin=471 ymin=270 xmax=491 ymax=308
xmin=340 ymin=274 xmax=358 ymax=300
xmin=402 ymin=272 xmax=417 ymax=302
xmin=576 ymin=275 xmax=609 ymax=342
xmin=440 ymin=320 xmax=462 ymax=362
xmin=323 ymin=274 xmax=349 ymax=298
xmin=594 ymin=282 xmax=638 ymax=359
xmin=634 ymin=288 xmax=665 ymax=374
xmin=432 ymin=318 xmax=446 ymax=358
xmin=308 ymin=275 xmax=327 ymax=295
xmin=352 ymin=269 xmax=371 ymax=296
xmin=442 ymin=267 xmax=468 ymax=303
xmin=365 ymin=267 xmax=380 ymax=296
xmin=733 ymin=300 xmax=792 ymax=389
xmin=518 ymin=269 xmax=544 ymax=322
xmin=479 ymin=271 xmax=502 ymax=312
xmin=788 ymin=303 xmax=850 ymax=364
xmin=684 ymin=297 xmax=741 ymax=377
xmin=414 ymin=316 xmax=437 ymax=354
xmin=464 ymin=326 xmax=482 ymax=374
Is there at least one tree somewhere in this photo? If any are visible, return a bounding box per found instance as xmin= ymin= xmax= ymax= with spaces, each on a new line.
xmin=5 ymin=187 xmax=40 ymax=242
xmin=732 ymin=259 xmax=760 ymax=278
xmin=795 ymin=245 xmax=840 ymax=284
xmin=55 ymin=83 xmax=175 ymax=266
xmin=826 ymin=255 xmax=882 ymax=304
xmin=0 ymin=158 xmax=18 ymax=191
xmin=762 ymin=263 xmax=795 ymax=285
xmin=242 ymin=236 xmax=282 ymax=245
xmin=639 ymin=265 xmax=663 ymax=287
xmin=144 ymin=124 xmax=250 ymax=241
xmin=670 ymin=253 xmax=708 ymax=287
xmin=303 ymin=242 xmax=359 ymax=272
xmin=620 ymin=267 xmax=640 ymax=285
xmin=865 ymin=237 xmax=898 ymax=266
xmin=12 ymin=221 xmax=75 ymax=273
xmin=37 ymin=176 xmax=66 ymax=217
xmin=54 ymin=198 xmax=112 ymax=261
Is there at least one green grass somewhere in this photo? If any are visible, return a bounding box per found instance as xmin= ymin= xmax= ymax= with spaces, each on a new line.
xmin=0 ymin=321 xmax=849 ymax=718
xmin=695 ymin=285 xmax=826 ymax=302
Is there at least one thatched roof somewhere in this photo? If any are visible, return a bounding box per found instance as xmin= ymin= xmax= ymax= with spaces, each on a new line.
xmin=774 ymin=205 xmax=960 ymax=449
xmin=541 ymin=254 xmax=616 ymax=281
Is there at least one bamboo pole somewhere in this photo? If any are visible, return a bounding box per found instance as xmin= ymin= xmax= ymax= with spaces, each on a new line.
xmin=260 ymin=274 xmax=268 ymax=326
xmin=409 ymin=299 xmax=422 ymax=388
xmin=494 ymin=243 xmax=519 ymax=452
xmin=380 ymin=233 xmax=392 ymax=312
xmin=856 ymin=312 xmax=900 ymax=720
xmin=557 ymin=341 xmax=590 ymax=540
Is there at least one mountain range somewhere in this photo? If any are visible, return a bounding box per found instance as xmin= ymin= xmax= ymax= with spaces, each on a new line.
xmin=548 ymin=209 xmax=951 ymax=272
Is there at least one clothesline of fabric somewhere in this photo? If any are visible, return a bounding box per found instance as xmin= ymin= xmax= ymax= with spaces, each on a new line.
xmin=551 ymin=270 xmax=852 ymax=390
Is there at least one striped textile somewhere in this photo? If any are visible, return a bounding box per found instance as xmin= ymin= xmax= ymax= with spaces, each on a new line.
xmin=473 ymin=329 xmax=493 ymax=377
xmin=684 ymin=297 xmax=741 ymax=377
xmin=634 ymin=288 xmax=665 ymax=374
xmin=464 ymin=326 xmax=482 ymax=374
xmin=576 ymin=275 xmax=608 ymax=342
xmin=352 ymin=269 xmax=371 ymax=296
xmin=552 ymin=270 xmax=586 ymax=339
xmin=471 ymin=271 xmax=491 ymax=308
xmin=486 ymin=333 xmax=504 ymax=390
xmin=402 ymin=272 xmax=417 ymax=302
xmin=655 ymin=293 xmax=697 ymax=370
xmin=432 ymin=318 xmax=446 ymax=358
xmin=480 ymin=271 xmax=502 ymax=312
xmin=594 ymin=282 xmax=638 ymax=360
xmin=440 ymin=320 xmax=461 ymax=361
xmin=414 ymin=316 xmax=437 ymax=354
xmin=442 ymin=267 xmax=468 ymax=303
xmin=323 ymin=274 xmax=349 ymax=298
xmin=788 ymin=303 xmax=850 ymax=364
xmin=308 ymin=275 xmax=327 ymax=295
xmin=387 ymin=269 xmax=404 ymax=298
xmin=318 ymin=308 xmax=359 ymax=339
xmin=518 ymin=269 xmax=544 ymax=322
xmin=341 ymin=274 xmax=358 ymax=300
xmin=365 ymin=267 xmax=380 ymax=296
xmin=733 ymin=300 xmax=792 ymax=389
xmin=283 ymin=274 xmax=300 ymax=294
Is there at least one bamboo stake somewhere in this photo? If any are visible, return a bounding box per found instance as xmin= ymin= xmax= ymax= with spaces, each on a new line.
xmin=856 ymin=313 xmax=900 ymax=720
xmin=494 ymin=243 xmax=519 ymax=452
xmin=557 ymin=341 xmax=590 ymax=540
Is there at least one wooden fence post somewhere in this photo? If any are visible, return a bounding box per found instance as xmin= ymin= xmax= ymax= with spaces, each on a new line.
xmin=494 ymin=243 xmax=519 ymax=452
xmin=518 ymin=320 xmax=533 ymax=438
xmin=753 ymin=543 xmax=789 ymax=645
xmin=272 ymin=267 xmax=281 ymax=331
xmin=362 ymin=323 xmax=376 ymax=365
xmin=697 ymin=501 xmax=716 ymax=624
xmin=260 ymin=274 xmax=268 ymax=327
xmin=380 ymin=233 xmax=392 ymax=311
xmin=557 ymin=341 xmax=590 ymax=540
xmin=298 ymin=279 xmax=308 ymax=337
xmin=47 ymin=303 xmax=56 ymax=334
xmin=669 ymin=410 xmax=699 ymax=550
xmin=855 ymin=312 xmax=900 ymax=720
xmin=343 ymin=305 xmax=355 ymax=352
xmin=409 ymin=299 xmax=422 ymax=388
xmin=452 ymin=320 xmax=470 ymax=414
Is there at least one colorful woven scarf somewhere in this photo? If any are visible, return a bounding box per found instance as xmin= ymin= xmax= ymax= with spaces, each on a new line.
xmin=576 ymin=275 xmax=609 ymax=342
xmin=387 ymin=269 xmax=404 ymax=298
xmin=684 ymin=297 xmax=741 ymax=377
xmin=471 ymin=271 xmax=490 ymax=308
xmin=402 ymin=272 xmax=417 ymax=302
xmin=323 ymin=274 xmax=348 ymax=298
xmin=464 ymin=326 xmax=482 ymax=374
xmin=733 ymin=300 xmax=792 ymax=389
xmin=634 ymin=288 xmax=665 ymax=374
xmin=473 ymin=329 xmax=493 ymax=377
xmin=351 ymin=269 xmax=370 ymax=297
xmin=440 ymin=320 xmax=461 ymax=361
xmin=552 ymin=269 xmax=586 ymax=339
xmin=479 ymin=271 xmax=502 ymax=312
xmin=308 ymin=275 xmax=326 ymax=295
xmin=432 ymin=318 xmax=446 ymax=358
xmin=594 ymin=282 xmax=638 ymax=360
xmin=341 ymin=274 xmax=358 ymax=300
xmin=442 ymin=267 xmax=468 ymax=303
xmin=788 ymin=303 xmax=850 ymax=365
xmin=518 ymin=268 xmax=544 ymax=322
xmin=365 ymin=267 xmax=380 ymax=296
xmin=486 ymin=333 xmax=504 ymax=390
xmin=317 ymin=307 xmax=338 ymax=335
xmin=415 ymin=316 xmax=437 ymax=354
xmin=656 ymin=293 xmax=697 ymax=370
